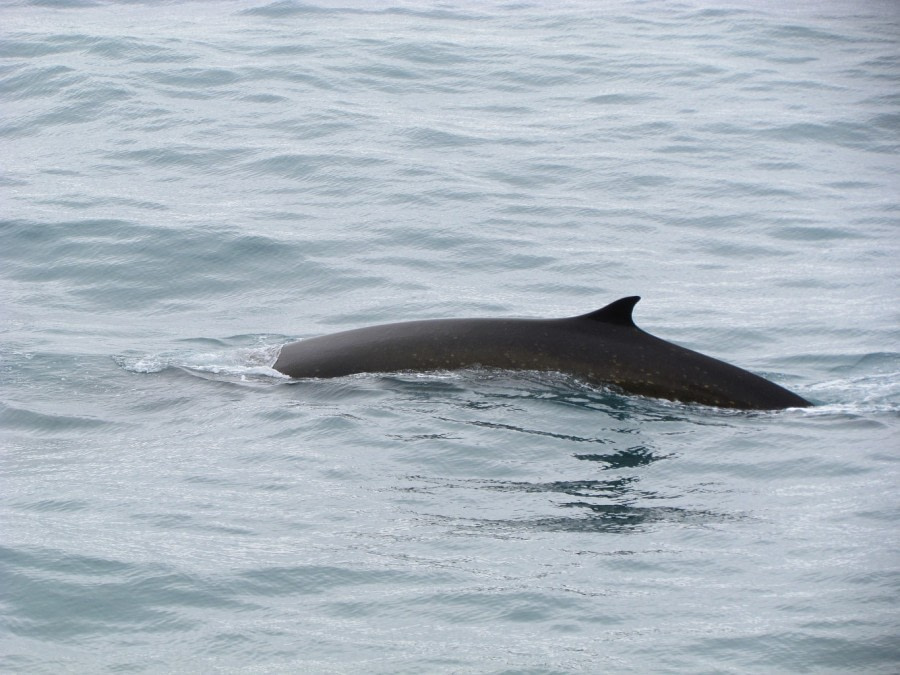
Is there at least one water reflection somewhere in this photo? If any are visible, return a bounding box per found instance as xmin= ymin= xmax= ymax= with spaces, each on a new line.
xmin=476 ymin=476 xmax=641 ymax=499
xmin=574 ymin=445 xmax=669 ymax=469
xmin=401 ymin=439 xmax=719 ymax=533
xmin=500 ymin=503 xmax=733 ymax=533
xmin=434 ymin=416 xmax=614 ymax=445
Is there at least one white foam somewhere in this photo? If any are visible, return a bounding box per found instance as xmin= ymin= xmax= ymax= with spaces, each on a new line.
xmin=116 ymin=344 xmax=289 ymax=379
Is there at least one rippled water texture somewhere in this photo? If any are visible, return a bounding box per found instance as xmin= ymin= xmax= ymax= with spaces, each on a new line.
xmin=2 ymin=0 xmax=899 ymax=672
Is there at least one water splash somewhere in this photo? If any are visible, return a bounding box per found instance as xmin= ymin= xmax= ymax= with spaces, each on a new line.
xmin=115 ymin=342 xmax=287 ymax=379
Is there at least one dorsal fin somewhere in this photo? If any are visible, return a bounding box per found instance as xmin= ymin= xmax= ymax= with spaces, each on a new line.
xmin=573 ymin=296 xmax=640 ymax=327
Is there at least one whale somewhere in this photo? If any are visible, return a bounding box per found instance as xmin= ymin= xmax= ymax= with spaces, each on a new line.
xmin=273 ymin=296 xmax=810 ymax=410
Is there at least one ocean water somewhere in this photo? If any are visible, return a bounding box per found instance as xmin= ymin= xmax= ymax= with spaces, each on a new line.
xmin=2 ymin=0 xmax=899 ymax=672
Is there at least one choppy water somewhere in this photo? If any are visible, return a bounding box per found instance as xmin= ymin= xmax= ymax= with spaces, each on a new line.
xmin=2 ymin=0 xmax=899 ymax=672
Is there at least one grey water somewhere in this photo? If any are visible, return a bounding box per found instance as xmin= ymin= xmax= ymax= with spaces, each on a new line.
xmin=2 ymin=0 xmax=899 ymax=672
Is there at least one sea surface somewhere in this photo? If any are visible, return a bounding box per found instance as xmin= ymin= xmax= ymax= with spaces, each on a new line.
xmin=2 ymin=0 xmax=899 ymax=672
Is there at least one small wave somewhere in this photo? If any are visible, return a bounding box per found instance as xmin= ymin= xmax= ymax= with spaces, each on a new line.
xmin=0 ymin=403 xmax=113 ymax=434
xmin=799 ymin=353 xmax=900 ymax=413
xmin=801 ymin=373 xmax=900 ymax=415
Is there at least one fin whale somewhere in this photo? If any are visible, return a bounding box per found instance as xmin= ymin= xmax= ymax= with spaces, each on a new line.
xmin=273 ymin=296 xmax=810 ymax=410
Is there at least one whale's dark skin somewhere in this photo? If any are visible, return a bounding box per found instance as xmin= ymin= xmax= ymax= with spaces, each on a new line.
xmin=273 ymin=296 xmax=810 ymax=410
